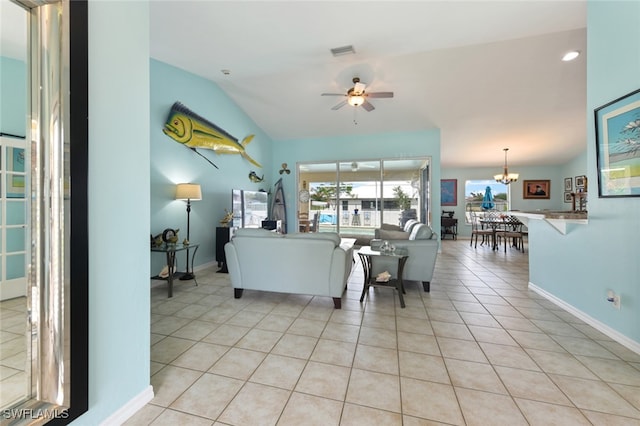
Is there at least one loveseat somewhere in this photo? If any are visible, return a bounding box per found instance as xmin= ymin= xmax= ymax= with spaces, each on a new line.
xmin=371 ymin=221 xmax=438 ymax=292
xmin=224 ymin=229 xmax=353 ymax=308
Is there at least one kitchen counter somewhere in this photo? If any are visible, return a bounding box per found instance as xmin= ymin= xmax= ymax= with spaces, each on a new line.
xmin=509 ymin=211 xmax=587 ymax=234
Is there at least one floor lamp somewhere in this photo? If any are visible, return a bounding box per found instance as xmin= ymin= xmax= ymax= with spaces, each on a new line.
xmin=176 ymin=183 xmax=202 ymax=280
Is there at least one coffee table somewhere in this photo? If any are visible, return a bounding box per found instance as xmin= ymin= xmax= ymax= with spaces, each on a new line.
xmin=357 ymin=246 xmax=409 ymax=308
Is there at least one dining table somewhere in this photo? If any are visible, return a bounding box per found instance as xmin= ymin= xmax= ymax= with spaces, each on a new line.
xmin=479 ymin=216 xmax=509 ymax=250
xmin=480 ymin=215 xmax=524 ymax=251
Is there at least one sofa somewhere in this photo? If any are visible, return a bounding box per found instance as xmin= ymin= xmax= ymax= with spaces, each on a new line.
xmin=374 ymin=218 xmax=421 ymax=240
xmin=224 ymin=228 xmax=353 ymax=308
xmin=370 ymin=221 xmax=438 ymax=292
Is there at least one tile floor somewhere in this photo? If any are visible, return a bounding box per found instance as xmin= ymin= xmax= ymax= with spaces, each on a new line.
xmin=0 ymin=296 xmax=27 ymax=408
xmin=126 ymin=239 xmax=640 ymax=425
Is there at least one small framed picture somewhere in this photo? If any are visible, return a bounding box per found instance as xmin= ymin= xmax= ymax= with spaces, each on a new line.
xmin=564 ymin=192 xmax=573 ymax=203
xmin=523 ymin=180 xmax=551 ymax=199
xmin=564 ymin=177 xmax=572 ymax=191
xmin=575 ymin=175 xmax=587 ymax=190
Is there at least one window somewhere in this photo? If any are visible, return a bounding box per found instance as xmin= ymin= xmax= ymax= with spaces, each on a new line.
xmin=298 ymin=158 xmax=431 ymax=237
xmin=464 ymin=180 xmax=510 ymax=223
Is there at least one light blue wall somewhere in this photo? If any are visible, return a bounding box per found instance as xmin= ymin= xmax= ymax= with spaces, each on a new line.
xmin=1 ymin=57 xmax=28 ymax=282
xmin=528 ymin=1 xmax=640 ymax=346
xmin=273 ymin=130 xmax=441 ymax=234
xmin=77 ymin=1 xmax=151 ymax=424
xmin=443 ymin=159 xmax=586 ymax=238
xmin=0 ymin=57 xmax=26 ymax=136
xmin=149 ymin=59 xmax=274 ymax=276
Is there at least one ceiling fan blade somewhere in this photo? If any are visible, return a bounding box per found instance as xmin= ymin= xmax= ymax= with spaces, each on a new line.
xmin=321 ymin=93 xmax=346 ymax=96
xmin=361 ymin=100 xmax=375 ymax=112
xmin=331 ymin=100 xmax=348 ymax=110
xmin=353 ymin=82 xmax=366 ymax=95
xmin=366 ymin=91 xmax=394 ymax=98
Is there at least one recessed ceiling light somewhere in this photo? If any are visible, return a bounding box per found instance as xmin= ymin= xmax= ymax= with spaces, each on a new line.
xmin=562 ymin=51 xmax=580 ymax=61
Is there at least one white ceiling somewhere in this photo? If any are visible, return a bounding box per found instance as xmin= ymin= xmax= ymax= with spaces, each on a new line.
xmin=150 ymin=1 xmax=587 ymax=169
xmin=3 ymin=1 xmax=588 ymax=169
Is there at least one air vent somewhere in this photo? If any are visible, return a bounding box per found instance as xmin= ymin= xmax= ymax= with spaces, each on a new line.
xmin=330 ymin=45 xmax=355 ymax=57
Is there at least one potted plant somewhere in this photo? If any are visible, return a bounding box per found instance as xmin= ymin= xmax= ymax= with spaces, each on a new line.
xmin=393 ymin=186 xmax=416 ymax=226
xmin=393 ymin=186 xmax=412 ymax=210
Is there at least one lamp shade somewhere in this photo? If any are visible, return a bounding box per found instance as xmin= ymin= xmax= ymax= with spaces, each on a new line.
xmin=175 ymin=183 xmax=202 ymax=201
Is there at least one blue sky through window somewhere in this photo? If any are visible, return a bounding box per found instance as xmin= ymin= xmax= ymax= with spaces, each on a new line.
xmin=465 ymin=179 xmax=508 ymax=198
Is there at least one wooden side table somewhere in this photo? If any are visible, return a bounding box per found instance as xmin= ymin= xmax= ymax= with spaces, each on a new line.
xmin=441 ymin=217 xmax=458 ymax=239
xmin=357 ymin=246 xmax=409 ymax=308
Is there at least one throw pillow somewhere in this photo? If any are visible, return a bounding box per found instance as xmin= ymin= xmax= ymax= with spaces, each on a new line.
xmin=409 ymin=224 xmax=434 ymax=240
xmin=377 ymin=229 xmax=410 ymax=240
xmin=403 ymin=219 xmax=419 ymax=233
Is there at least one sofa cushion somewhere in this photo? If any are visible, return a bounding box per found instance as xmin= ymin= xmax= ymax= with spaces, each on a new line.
xmin=409 ymin=223 xmax=434 ymax=240
xmin=286 ymin=232 xmax=340 ymax=247
xmin=377 ymin=229 xmax=411 ymax=240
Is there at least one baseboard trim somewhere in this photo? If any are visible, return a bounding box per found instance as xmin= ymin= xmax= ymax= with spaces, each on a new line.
xmin=99 ymin=385 xmax=154 ymax=426
xmin=194 ymin=260 xmax=216 ymax=272
xmin=529 ymin=282 xmax=640 ymax=355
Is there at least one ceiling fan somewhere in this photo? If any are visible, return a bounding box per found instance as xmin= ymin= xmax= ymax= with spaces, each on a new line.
xmin=321 ymin=77 xmax=394 ymax=111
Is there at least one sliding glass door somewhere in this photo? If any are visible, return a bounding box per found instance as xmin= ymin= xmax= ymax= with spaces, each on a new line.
xmin=297 ymin=157 xmax=430 ymax=239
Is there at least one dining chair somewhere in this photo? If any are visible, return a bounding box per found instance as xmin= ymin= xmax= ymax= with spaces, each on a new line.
xmin=470 ymin=212 xmax=494 ymax=248
xmin=298 ymin=211 xmax=310 ymax=232
xmin=309 ymin=212 xmax=319 ymax=232
xmin=495 ymin=215 xmax=525 ymax=252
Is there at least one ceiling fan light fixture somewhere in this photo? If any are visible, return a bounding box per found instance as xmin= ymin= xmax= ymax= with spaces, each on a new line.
xmin=494 ymin=148 xmax=519 ymax=185
xmin=348 ymin=95 xmax=365 ymax=107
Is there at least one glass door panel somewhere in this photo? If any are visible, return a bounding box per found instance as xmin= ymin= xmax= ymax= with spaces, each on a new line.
xmin=299 ymin=162 xmax=338 ymax=233
xmin=381 ymin=159 xmax=429 ymax=229
xmin=339 ymin=160 xmax=380 ymax=240
xmin=0 ymin=143 xmax=27 ymax=300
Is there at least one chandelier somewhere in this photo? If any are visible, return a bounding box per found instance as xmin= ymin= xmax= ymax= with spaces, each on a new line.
xmin=494 ymin=148 xmax=519 ymax=185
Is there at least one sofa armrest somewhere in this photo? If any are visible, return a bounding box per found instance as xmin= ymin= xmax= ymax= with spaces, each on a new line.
xmin=370 ymin=239 xmax=439 ymax=285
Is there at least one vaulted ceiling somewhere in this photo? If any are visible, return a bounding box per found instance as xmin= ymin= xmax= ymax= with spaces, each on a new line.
xmin=3 ymin=1 xmax=588 ymax=169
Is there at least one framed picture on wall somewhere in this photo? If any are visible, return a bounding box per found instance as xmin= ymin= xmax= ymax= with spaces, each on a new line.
xmin=523 ymin=180 xmax=551 ymax=199
xmin=441 ymin=179 xmax=457 ymax=206
xmin=564 ymin=192 xmax=572 ymax=203
xmin=594 ymin=88 xmax=640 ymax=197
xmin=575 ymin=175 xmax=587 ymax=190
xmin=564 ymin=177 xmax=572 ymax=191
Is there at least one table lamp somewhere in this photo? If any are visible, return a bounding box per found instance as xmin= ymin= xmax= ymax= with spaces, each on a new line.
xmin=176 ymin=183 xmax=202 ymax=280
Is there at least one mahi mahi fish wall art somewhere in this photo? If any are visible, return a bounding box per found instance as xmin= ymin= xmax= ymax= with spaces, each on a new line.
xmin=163 ymin=101 xmax=262 ymax=169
